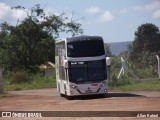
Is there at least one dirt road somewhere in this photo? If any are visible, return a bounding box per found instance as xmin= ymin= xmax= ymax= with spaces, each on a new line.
xmin=0 ymin=88 xmax=160 ymax=120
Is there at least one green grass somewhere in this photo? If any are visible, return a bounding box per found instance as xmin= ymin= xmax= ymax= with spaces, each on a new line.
xmin=109 ymin=79 xmax=160 ymax=91
xmin=0 ymin=92 xmax=13 ymax=97
xmin=3 ymin=74 xmax=56 ymax=91
xmin=2 ymin=73 xmax=160 ymax=92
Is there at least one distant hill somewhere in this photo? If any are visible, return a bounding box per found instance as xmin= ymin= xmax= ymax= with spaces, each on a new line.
xmin=106 ymin=41 xmax=131 ymax=56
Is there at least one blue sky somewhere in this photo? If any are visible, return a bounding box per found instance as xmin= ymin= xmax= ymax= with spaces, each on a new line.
xmin=0 ymin=0 xmax=160 ymax=43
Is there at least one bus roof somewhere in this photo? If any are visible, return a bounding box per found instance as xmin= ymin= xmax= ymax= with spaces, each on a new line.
xmin=66 ymin=35 xmax=103 ymax=42
xmin=55 ymin=35 xmax=103 ymax=43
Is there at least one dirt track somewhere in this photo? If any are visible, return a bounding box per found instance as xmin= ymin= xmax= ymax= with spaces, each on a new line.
xmin=0 ymin=88 xmax=160 ymax=120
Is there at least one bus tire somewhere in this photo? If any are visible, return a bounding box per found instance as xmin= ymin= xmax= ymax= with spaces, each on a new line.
xmin=66 ymin=96 xmax=73 ymax=100
xmin=60 ymin=93 xmax=64 ymax=97
xmin=65 ymin=91 xmax=73 ymax=100
xmin=101 ymin=93 xmax=107 ymax=98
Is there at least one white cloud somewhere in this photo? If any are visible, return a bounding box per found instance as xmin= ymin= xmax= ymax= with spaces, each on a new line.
xmin=152 ymin=9 xmax=160 ymax=19
xmin=98 ymin=11 xmax=114 ymax=23
xmin=119 ymin=9 xmax=127 ymax=14
xmin=0 ymin=2 xmax=27 ymax=22
xmin=11 ymin=9 xmax=27 ymax=20
xmin=85 ymin=6 xmax=101 ymax=15
xmin=134 ymin=1 xmax=160 ymax=19
xmin=134 ymin=1 xmax=160 ymax=12
xmin=85 ymin=6 xmax=114 ymax=23
xmin=0 ymin=3 xmax=10 ymax=19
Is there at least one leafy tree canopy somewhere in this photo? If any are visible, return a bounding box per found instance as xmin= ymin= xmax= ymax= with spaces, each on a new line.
xmin=130 ymin=23 xmax=160 ymax=55
xmin=0 ymin=4 xmax=83 ymax=72
xmin=104 ymin=43 xmax=112 ymax=57
xmin=128 ymin=23 xmax=160 ymax=66
xmin=129 ymin=23 xmax=160 ymax=56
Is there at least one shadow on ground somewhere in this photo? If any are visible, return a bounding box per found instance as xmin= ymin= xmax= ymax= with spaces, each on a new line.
xmin=67 ymin=92 xmax=144 ymax=100
xmin=107 ymin=92 xmax=144 ymax=98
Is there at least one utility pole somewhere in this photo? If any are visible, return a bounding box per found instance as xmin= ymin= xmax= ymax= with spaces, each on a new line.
xmin=0 ymin=68 xmax=3 ymax=94
xmin=156 ymin=55 xmax=160 ymax=79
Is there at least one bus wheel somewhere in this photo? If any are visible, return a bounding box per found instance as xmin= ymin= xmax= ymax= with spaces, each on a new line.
xmin=65 ymin=91 xmax=73 ymax=100
xmin=60 ymin=93 xmax=64 ymax=97
xmin=66 ymin=96 xmax=73 ymax=100
xmin=101 ymin=93 xmax=107 ymax=98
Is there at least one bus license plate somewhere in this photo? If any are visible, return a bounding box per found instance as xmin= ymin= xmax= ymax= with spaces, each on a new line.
xmin=86 ymin=90 xmax=92 ymax=93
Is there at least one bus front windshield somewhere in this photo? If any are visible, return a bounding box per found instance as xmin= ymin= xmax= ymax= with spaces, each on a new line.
xmin=69 ymin=60 xmax=107 ymax=83
xmin=67 ymin=39 xmax=105 ymax=57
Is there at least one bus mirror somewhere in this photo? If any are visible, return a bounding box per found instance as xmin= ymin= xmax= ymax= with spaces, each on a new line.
xmin=64 ymin=60 xmax=68 ymax=68
xmin=106 ymin=57 xmax=111 ymax=67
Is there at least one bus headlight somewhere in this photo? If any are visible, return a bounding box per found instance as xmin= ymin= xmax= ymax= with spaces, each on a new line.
xmin=69 ymin=85 xmax=82 ymax=94
xmin=70 ymin=85 xmax=77 ymax=89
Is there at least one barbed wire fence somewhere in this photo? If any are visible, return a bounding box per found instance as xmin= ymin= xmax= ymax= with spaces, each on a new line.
xmin=116 ymin=54 xmax=160 ymax=81
xmin=117 ymin=57 xmax=139 ymax=80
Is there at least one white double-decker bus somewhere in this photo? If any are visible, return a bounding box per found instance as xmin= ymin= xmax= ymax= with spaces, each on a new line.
xmin=55 ymin=35 xmax=111 ymax=99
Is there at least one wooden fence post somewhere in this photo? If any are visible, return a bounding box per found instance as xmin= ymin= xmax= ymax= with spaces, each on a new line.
xmin=0 ymin=68 xmax=3 ymax=94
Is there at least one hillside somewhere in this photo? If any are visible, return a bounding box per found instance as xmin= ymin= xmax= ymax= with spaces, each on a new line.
xmin=107 ymin=41 xmax=131 ymax=56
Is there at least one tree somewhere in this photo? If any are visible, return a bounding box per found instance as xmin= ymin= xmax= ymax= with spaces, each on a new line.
xmin=129 ymin=23 xmax=160 ymax=61
xmin=104 ymin=43 xmax=112 ymax=57
xmin=0 ymin=5 xmax=83 ymax=72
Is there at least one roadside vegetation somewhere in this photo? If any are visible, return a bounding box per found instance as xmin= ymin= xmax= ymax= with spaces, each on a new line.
xmin=107 ymin=56 xmax=160 ymax=91
xmin=3 ymin=72 xmax=56 ymax=91
xmin=108 ymin=23 xmax=160 ymax=91
xmin=2 ymin=72 xmax=160 ymax=91
xmin=109 ymin=79 xmax=160 ymax=91
xmin=0 ymin=4 xmax=82 ymax=93
xmin=0 ymin=5 xmax=160 ymax=93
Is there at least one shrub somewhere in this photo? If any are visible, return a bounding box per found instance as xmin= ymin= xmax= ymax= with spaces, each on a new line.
xmin=10 ymin=72 xmax=31 ymax=84
xmin=109 ymin=73 xmax=132 ymax=87
xmin=109 ymin=73 xmax=119 ymax=86
xmin=118 ymin=75 xmax=132 ymax=86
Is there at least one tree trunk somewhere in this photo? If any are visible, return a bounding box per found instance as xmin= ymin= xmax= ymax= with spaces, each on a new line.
xmin=0 ymin=68 xmax=3 ymax=94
